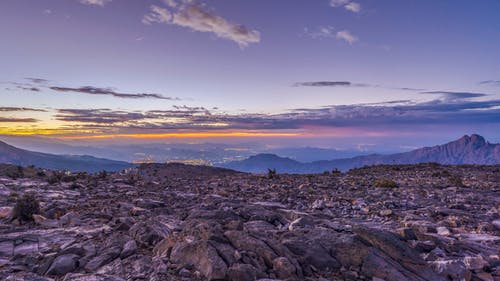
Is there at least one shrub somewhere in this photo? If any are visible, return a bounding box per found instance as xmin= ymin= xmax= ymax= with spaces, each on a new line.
xmin=374 ymin=178 xmax=399 ymax=188
xmin=6 ymin=166 xmax=24 ymax=179
xmin=332 ymin=168 xmax=341 ymax=175
xmin=448 ymin=175 xmax=465 ymax=187
xmin=47 ymin=173 xmax=60 ymax=184
xmin=267 ymin=168 xmax=277 ymax=179
xmin=13 ymin=193 xmax=40 ymax=221
xmin=97 ymin=170 xmax=108 ymax=179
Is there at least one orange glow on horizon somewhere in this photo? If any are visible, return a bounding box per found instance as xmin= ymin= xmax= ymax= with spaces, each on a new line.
xmin=56 ymin=131 xmax=302 ymax=140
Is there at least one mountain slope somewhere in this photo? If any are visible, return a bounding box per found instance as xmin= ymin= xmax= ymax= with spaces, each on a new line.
xmin=0 ymin=140 xmax=133 ymax=172
xmin=223 ymin=154 xmax=306 ymax=174
xmin=222 ymin=134 xmax=500 ymax=173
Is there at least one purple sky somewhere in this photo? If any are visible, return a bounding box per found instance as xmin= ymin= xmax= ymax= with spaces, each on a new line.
xmin=1 ymin=0 xmax=499 ymax=150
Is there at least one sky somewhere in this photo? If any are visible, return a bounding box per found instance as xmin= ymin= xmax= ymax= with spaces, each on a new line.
xmin=1 ymin=0 xmax=500 ymax=149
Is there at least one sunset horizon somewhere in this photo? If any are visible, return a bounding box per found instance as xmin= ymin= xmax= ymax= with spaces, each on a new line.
xmin=2 ymin=0 xmax=500 ymax=152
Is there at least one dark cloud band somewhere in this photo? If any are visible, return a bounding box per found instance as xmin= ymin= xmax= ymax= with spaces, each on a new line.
xmin=49 ymin=86 xmax=179 ymax=100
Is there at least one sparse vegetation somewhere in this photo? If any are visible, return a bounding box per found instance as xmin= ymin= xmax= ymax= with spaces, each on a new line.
xmin=374 ymin=178 xmax=399 ymax=188
xmin=98 ymin=170 xmax=108 ymax=179
xmin=332 ymin=168 xmax=341 ymax=175
xmin=7 ymin=191 xmax=19 ymax=203
xmin=12 ymin=193 xmax=40 ymax=222
xmin=448 ymin=174 xmax=465 ymax=187
xmin=6 ymin=165 xmax=24 ymax=179
xmin=267 ymin=168 xmax=277 ymax=179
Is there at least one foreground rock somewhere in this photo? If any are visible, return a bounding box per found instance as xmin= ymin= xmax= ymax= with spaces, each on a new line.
xmin=0 ymin=163 xmax=499 ymax=280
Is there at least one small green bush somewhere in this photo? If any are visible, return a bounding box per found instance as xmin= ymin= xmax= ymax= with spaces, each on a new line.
xmin=374 ymin=178 xmax=399 ymax=188
xmin=13 ymin=193 xmax=40 ymax=221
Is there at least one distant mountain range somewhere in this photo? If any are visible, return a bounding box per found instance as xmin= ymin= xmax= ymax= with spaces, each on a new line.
xmin=0 ymin=140 xmax=133 ymax=173
xmin=221 ymin=134 xmax=500 ymax=173
xmin=1 ymin=136 xmax=385 ymax=164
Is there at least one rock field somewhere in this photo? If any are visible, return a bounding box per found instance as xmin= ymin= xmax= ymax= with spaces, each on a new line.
xmin=0 ymin=163 xmax=499 ymax=281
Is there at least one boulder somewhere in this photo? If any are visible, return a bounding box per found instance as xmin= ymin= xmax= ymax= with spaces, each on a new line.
xmin=227 ymin=263 xmax=258 ymax=281
xmin=45 ymin=254 xmax=79 ymax=276
xmin=354 ymin=226 xmax=448 ymax=281
xmin=120 ymin=240 xmax=137 ymax=259
xmin=170 ymin=240 xmax=228 ymax=280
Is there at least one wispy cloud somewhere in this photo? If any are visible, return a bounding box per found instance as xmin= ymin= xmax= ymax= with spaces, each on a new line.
xmin=25 ymin=78 xmax=49 ymax=84
xmin=143 ymin=1 xmax=260 ymax=47
xmin=304 ymin=26 xmax=359 ymax=45
xmin=293 ymin=80 xmax=426 ymax=91
xmin=56 ymin=109 xmax=147 ymax=124
xmin=294 ymin=81 xmax=355 ymax=87
xmin=49 ymin=86 xmax=179 ymax=100
xmin=479 ymin=80 xmax=500 ymax=86
xmin=420 ymin=91 xmax=488 ymax=101
xmin=0 ymin=107 xmax=47 ymax=112
xmin=330 ymin=0 xmax=362 ymax=13
xmin=51 ymin=95 xmax=500 ymax=134
xmin=0 ymin=117 xmax=39 ymax=123
xmin=16 ymin=86 xmax=40 ymax=92
xmin=79 ymin=0 xmax=111 ymax=7
xmin=303 ymin=26 xmax=336 ymax=39
xmin=344 ymin=2 xmax=361 ymax=13
xmin=142 ymin=5 xmax=172 ymax=24
xmin=336 ymin=30 xmax=358 ymax=45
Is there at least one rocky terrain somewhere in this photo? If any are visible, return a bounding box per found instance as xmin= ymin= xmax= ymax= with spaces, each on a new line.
xmin=0 ymin=162 xmax=499 ymax=281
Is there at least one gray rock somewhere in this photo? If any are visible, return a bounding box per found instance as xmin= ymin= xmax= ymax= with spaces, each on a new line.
xmin=227 ymin=263 xmax=258 ymax=281
xmin=84 ymin=246 xmax=122 ymax=272
xmin=63 ymin=273 xmax=126 ymax=281
xmin=272 ymin=257 xmax=296 ymax=279
xmin=170 ymin=240 xmax=228 ymax=280
xmin=224 ymin=230 xmax=277 ymax=267
xmin=120 ymin=240 xmax=136 ymax=259
xmin=45 ymin=254 xmax=79 ymax=276
xmin=354 ymin=227 xmax=448 ymax=281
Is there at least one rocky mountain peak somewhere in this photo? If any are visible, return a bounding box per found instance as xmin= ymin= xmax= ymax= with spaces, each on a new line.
xmin=454 ymin=134 xmax=487 ymax=149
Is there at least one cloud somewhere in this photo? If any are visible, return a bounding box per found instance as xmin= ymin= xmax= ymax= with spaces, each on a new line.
xmin=344 ymin=2 xmax=361 ymax=13
xmin=294 ymin=81 xmax=352 ymax=87
xmin=330 ymin=0 xmax=361 ymax=13
xmin=329 ymin=0 xmax=350 ymax=7
xmin=0 ymin=117 xmax=39 ymax=123
xmin=0 ymin=107 xmax=47 ymax=112
xmin=52 ymin=94 xmax=500 ymax=133
xmin=336 ymin=30 xmax=358 ymax=45
xmin=25 ymin=78 xmax=49 ymax=84
xmin=293 ymin=81 xmax=427 ymax=90
xmin=49 ymin=86 xmax=179 ymax=100
xmin=421 ymin=91 xmax=488 ymax=100
xmin=294 ymin=80 xmax=372 ymax=87
xmin=303 ymin=26 xmax=336 ymax=39
xmin=79 ymin=0 xmax=111 ymax=6
xmin=479 ymin=80 xmax=500 ymax=86
xmin=56 ymin=109 xmax=146 ymax=124
xmin=142 ymin=5 xmax=172 ymax=24
xmin=143 ymin=1 xmax=260 ymax=47
xmin=304 ymin=26 xmax=359 ymax=44
xmin=163 ymin=0 xmax=178 ymax=8
xmin=17 ymin=86 xmax=40 ymax=92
